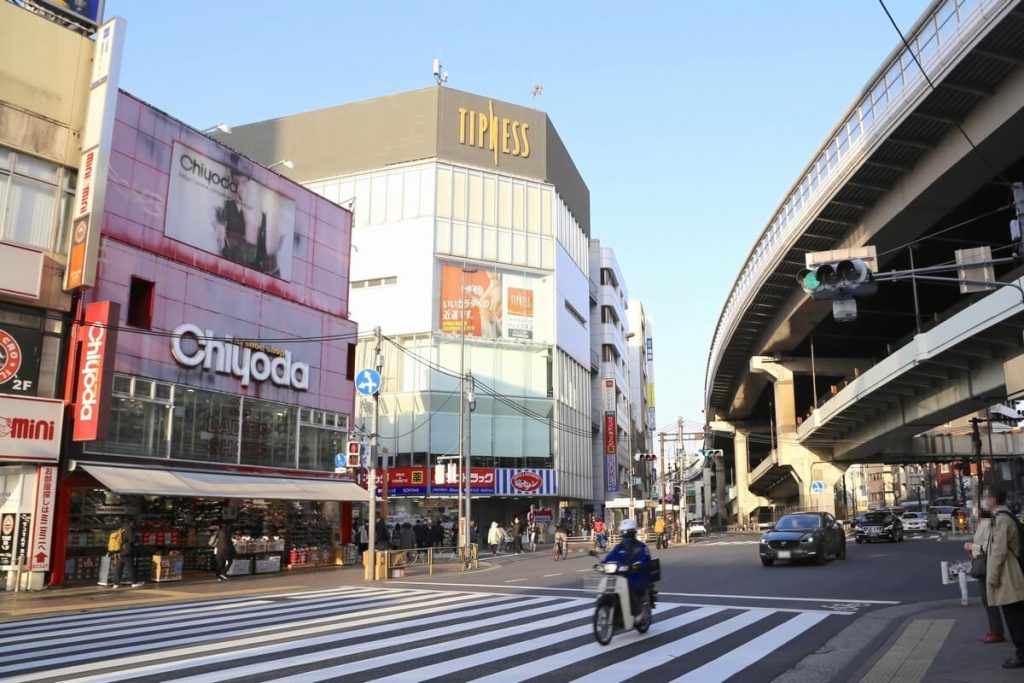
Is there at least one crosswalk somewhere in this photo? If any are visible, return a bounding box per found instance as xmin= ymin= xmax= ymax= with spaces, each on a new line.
xmin=0 ymin=585 xmax=842 ymax=682
xmin=694 ymin=533 xmax=945 ymax=547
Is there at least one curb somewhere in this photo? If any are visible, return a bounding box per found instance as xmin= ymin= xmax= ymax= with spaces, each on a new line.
xmin=773 ymin=598 xmax=967 ymax=683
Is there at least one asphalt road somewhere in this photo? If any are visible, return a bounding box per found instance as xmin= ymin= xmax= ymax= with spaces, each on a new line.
xmin=0 ymin=532 xmax=974 ymax=682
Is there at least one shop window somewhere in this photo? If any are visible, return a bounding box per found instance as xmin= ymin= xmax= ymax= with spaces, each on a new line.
xmin=172 ymin=388 xmax=241 ymax=464
xmin=127 ymin=277 xmax=154 ymax=329
xmin=239 ymin=397 xmax=296 ymax=470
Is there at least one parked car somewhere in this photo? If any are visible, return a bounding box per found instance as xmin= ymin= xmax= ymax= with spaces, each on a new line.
xmin=900 ymin=511 xmax=928 ymax=533
xmin=759 ymin=512 xmax=846 ymax=566
xmin=687 ymin=519 xmax=708 ymax=538
xmin=927 ymin=506 xmax=956 ymax=530
xmin=855 ymin=510 xmax=904 ymax=543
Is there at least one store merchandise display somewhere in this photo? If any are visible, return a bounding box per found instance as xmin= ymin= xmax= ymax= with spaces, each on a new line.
xmin=63 ymin=489 xmax=344 ymax=584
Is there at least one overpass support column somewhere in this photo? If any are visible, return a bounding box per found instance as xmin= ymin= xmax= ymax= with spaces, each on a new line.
xmin=750 ymin=356 xmax=843 ymax=515
xmin=733 ymin=430 xmax=769 ymax=528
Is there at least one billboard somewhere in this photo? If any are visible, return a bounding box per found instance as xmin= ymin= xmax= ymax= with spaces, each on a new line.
xmin=438 ymin=264 xmax=549 ymax=342
xmin=37 ymin=0 xmax=103 ymax=26
xmin=165 ymin=142 xmax=296 ymax=280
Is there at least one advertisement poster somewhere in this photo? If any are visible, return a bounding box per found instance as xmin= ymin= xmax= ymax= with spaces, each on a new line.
xmin=604 ymin=412 xmax=616 ymax=454
xmin=438 ymin=264 xmax=546 ymax=341
xmin=0 ymin=324 xmax=43 ymax=397
xmin=29 ymin=466 xmax=56 ymax=571
xmin=0 ymin=513 xmax=14 ymax=566
xmin=494 ymin=468 xmax=557 ymax=496
xmin=430 ymin=468 xmax=496 ymax=495
xmin=606 ymin=453 xmax=618 ymax=493
xmin=165 ymin=142 xmax=296 ymax=280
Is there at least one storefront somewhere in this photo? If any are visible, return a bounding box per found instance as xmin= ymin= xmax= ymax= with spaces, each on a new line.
xmin=48 ymin=90 xmax=363 ymax=586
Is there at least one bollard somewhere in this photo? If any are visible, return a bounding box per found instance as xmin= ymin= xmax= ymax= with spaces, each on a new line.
xmin=958 ymin=567 xmax=969 ymax=606
xmin=13 ymin=554 xmax=24 ymax=593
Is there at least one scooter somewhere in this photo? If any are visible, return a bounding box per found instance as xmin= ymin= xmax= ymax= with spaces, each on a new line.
xmin=587 ymin=551 xmax=660 ymax=645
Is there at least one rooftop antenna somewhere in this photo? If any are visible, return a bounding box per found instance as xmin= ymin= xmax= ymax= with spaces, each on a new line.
xmin=532 ymin=84 xmax=543 ymax=99
xmin=432 ymin=58 xmax=448 ymax=86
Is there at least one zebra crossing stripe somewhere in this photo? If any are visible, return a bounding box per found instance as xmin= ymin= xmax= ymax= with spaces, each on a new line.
xmin=671 ymin=611 xmax=831 ymax=681
xmin=471 ymin=606 xmax=724 ymax=683
xmin=571 ymin=609 xmax=776 ymax=682
xmin=255 ymin=602 xmax=596 ymax=683
xmin=0 ymin=591 xmax=515 ymax=682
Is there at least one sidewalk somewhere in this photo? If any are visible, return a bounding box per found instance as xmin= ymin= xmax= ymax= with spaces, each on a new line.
xmin=851 ymin=598 xmax=1024 ymax=682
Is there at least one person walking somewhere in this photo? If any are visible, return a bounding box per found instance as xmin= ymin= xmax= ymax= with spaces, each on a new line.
xmin=108 ymin=521 xmax=144 ymax=589
xmin=487 ymin=521 xmax=502 ymax=555
xmin=511 ymin=516 xmax=524 ymax=555
xmin=212 ymin=524 xmax=236 ymax=581
xmin=986 ymin=487 xmax=1024 ymax=669
xmin=966 ymin=508 xmax=1005 ymax=644
xmin=654 ymin=516 xmax=668 ymax=549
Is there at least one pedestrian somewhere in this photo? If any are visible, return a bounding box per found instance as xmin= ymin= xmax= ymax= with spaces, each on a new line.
xmin=582 ymin=516 xmax=591 ymax=541
xmin=654 ymin=516 xmax=668 ymax=549
xmin=469 ymin=520 xmax=479 ymax=548
xmin=966 ymin=507 xmax=1005 ymax=644
xmin=413 ymin=519 xmax=429 ymax=549
xmin=400 ymin=522 xmax=415 ymax=550
xmin=498 ymin=523 xmax=510 ymax=554
xmin=985 ymin=487 xmax=1024 ymax=669
xmin=488 ymin=521 xmax=501 ymax=555
xmin=358 ymin=522 xmax=369 ymax=554
xmin=375 ymin=518 xmax=390 ymax=550
xmin=211 ymin=524 xmax=236 ymax=581
xmin=530 ymin=521 xmax=541 ymax=552
xmin=107 ymin=521 xmax=144 ymax=589
xmin=431 ymin=518 xmax=444 ymax=549
xmin=511 ymin=516 xmax=524 ymax=554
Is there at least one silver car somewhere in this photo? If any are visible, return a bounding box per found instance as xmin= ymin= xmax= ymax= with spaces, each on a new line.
xmin=900 ymin=511 xmax=928 ymax=533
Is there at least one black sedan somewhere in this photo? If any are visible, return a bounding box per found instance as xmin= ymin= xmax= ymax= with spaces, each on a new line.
xmin=759 ymin=512 xmax=847 ymax=566
xmin=854 ymin=510 xmax=904 ymax=543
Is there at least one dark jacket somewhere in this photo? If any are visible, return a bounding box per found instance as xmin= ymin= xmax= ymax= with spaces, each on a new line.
xmin=214 ymin=528 xmax=236 ymax=559
xmin=413 ymin=522 xmax=429 ymax=547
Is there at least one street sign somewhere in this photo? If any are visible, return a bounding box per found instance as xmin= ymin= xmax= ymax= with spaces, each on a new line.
xmin=355 ymin=368 xmax=381 ymax=396
xmin=334 ymin=453 xmax=346 ymax=469
xmin=811 ymin=480 xmax=826 ymax=494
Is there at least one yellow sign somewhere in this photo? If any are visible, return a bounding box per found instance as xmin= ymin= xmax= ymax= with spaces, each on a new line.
xmin=457 ymin=101 xmax=530 ymax=166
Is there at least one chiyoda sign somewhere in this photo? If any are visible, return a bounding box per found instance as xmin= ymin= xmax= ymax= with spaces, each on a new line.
xmin=73 ymin=301 xmax=119 ymax=442
xmin=170 ymin=323 xmax=310 ymax=390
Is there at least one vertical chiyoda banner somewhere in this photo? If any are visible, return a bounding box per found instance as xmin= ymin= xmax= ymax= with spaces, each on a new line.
xmin=165 ymin=143 xmax=296 ymax=280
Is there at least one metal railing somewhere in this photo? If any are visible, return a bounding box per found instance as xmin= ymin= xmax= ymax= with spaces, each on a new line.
xmin=705 ymin=0 xmax=1011 ymax=402
xmin=383 ymin=545 xmax=478 ymax=577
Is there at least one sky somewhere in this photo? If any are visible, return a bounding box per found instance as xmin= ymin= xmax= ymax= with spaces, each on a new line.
xmin=104 ymin=0 xmax=931 ymax=435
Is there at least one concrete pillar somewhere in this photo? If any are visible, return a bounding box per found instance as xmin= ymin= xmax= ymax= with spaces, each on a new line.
xmin=733 ymin=430 xmax=769 ymax=527
xmin=750 ymin=356 xmax=843 ymax=515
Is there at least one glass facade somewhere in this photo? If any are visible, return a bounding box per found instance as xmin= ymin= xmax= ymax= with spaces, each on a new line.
xmin=87 ymin=374 xmax=348 ymax=473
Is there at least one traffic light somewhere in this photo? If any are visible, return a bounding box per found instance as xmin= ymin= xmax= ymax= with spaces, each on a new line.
xmin=797 ymin=259 xmax=877 ymax=301
xmin=345 ymin=440 xmax=364 ymax=468
xmin=633 ymin=453 xmax=656 ymax=461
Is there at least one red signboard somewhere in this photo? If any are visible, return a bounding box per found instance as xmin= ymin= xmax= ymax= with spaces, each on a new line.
xmin=604 ymin=411 xmax=617 ymax=454
xmin=29 ymin=465 xmax=56 ymax=571
xmin=510 ymin=470 xmax=543 ymax=493
xmin=73 ymin=301 xmax=120 ymax=441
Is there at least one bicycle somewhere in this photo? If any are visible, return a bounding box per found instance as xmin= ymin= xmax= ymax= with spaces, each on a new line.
xmin=553 ymin=536 xmax=567 ymax=561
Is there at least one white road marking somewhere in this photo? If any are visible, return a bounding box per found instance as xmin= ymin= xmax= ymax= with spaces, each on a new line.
xmin=504 ymin=578 xmax=527 ymax=583
xmin=544 ymin=573 xmax=564 ymax=577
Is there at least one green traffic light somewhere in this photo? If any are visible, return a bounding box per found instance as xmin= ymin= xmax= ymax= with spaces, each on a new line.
xmin=801 ymin=271 xmax=821 ymax=291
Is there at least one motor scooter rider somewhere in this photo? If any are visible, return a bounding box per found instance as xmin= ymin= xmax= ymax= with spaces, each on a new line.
xmin=602 ymin=518 xmax=652 ymax=614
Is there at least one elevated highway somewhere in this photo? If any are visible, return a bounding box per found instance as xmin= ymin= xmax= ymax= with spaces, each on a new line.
xmin=704 ymin=0 xmax=1024 ymax=525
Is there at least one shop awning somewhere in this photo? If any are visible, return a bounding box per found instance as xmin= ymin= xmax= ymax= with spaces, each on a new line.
xmin=79 ymin=464 xmax=370 ymax=502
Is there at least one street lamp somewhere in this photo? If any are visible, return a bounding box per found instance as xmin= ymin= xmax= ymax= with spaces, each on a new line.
xmin=202 ymin=123 xmax=232 ymax=135
xmin=268 ymin=159 xmax=295 ymax=171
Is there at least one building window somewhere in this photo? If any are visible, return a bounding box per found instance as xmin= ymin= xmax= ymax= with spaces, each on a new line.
xmin=127 ymin=277 xmax=154 ymax=329
xmin=0 ymin=148 xmax=75 ymax=253
xmin=351 ymin=276 xmax=397 ymax=289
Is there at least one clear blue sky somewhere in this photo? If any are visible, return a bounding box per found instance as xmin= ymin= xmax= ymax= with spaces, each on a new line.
xmin=105 ymin=0 xmax=930 ymax=434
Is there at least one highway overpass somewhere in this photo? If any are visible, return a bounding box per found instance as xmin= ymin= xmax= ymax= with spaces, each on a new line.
xmin=704 ymin=0 xmax=1024 ymax=525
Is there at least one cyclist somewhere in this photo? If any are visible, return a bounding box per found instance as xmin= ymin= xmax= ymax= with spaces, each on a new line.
xmin=654 ymin=516 xmax=668 ymax=549
xmin=554 ymin=520 xmax=569 ymax=560
xmin=593 ymin=518 xmax=607 ymax=551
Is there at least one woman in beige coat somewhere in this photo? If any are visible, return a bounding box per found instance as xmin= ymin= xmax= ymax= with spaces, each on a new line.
xmin=965 ymin=510 xmax=1005 ymax=643
xmin=985 ymin=488 xmax=1024 ymax=669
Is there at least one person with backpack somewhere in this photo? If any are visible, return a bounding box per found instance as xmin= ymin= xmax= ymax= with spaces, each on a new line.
xmin=986 ymin=487 xmax=1024 ymax=669
xmin=107 ymin=521 xmax=143 ymax=589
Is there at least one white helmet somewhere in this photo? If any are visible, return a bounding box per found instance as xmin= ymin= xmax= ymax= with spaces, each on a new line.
xmin=618 ymin=519 xmax=638 ymax=534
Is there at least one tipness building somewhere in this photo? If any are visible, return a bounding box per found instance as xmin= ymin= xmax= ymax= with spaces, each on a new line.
xmin=228 ymin=87 xmax=595 ymax=528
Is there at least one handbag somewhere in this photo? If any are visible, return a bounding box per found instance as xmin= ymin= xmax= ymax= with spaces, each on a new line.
xmin=969 ymin=552 xmax=986 ymax=579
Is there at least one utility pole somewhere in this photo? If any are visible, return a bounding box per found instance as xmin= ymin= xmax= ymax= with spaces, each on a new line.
xmin=659 ymin=432 xmax=667 ymax=526
xmin=366 ymin=326 xmax=383 ymax=581
xmin=971 ymin=416 xmax=984 ymax=522
xmin=464 ymin=371 xmax=475 ymax=566
xmin=375 ymin=326 xmax=387 ymax=522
